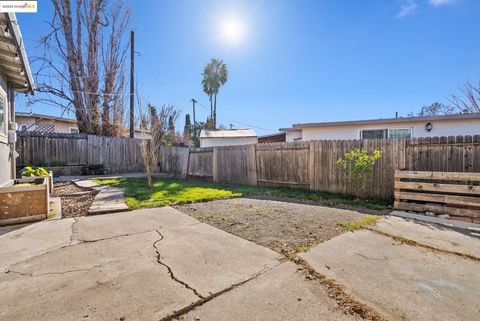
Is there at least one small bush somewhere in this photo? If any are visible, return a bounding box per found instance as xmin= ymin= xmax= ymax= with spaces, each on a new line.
xmin=21 ymin=166 xmax=49 ymax=177
xmin=336 ymin=149 xmax=382 ymax=199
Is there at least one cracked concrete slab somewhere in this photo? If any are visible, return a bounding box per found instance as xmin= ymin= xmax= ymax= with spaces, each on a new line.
xmin=300 ymin=230 xmax=480 ymax=321
xmin=176 ymin=262 xmax=359 ymax=321
xmin=0 ymin=218 xmax=76 ymax=271
xmin=72 ymin=207 xmax=198 ymax=242
xmin=373 ymin=216 xmax=480 ymax=258
xmin=0 ymin=207 xmax=282 ymax=321
xmin=156 ymin=222 xmax=282 ymax=297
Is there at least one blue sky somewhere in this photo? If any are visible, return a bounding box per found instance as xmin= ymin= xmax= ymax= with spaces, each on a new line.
xmin=16 ymin=0 xmax=480 ymax=135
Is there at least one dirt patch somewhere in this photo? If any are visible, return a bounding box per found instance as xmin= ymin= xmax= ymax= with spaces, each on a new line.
xmin=176 ymin=198 xmax=370 ymax=257
xmin=52 ymin=182 xmax=97 ymax=218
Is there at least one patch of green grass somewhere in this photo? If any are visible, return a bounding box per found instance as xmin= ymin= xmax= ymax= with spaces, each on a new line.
xmin=95 ymin=178 xmax=391 ymax=211
xmin=336 ymin=215 xmax=381 ymax=232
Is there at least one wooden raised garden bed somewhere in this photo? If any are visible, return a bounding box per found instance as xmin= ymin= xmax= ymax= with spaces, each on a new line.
xmin=0 ymin=177 xmax=50 ymax=226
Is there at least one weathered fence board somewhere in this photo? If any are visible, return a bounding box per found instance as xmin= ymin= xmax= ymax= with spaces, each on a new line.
xmin=256 ymin=142 xmax=310 ymax=188
xmin=213 ymin=145 xmax=257 ymax=186
xmin=188 ymin=148 xmax=213 ymax=178
xmin=159 ymin=146 xmax=189 ymax=179
xmin=17 ymin=135 xmax=88 ymax=166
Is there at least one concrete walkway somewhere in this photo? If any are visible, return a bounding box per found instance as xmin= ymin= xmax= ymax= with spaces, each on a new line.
xmin=75 ymin=179 xmax=129 ymax=214
xmin=0 ymin=207 xmax=361 ymax=321
xmin=300 ymin=215 xmax=480 ymax=321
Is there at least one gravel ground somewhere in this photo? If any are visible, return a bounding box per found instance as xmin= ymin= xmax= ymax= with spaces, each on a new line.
xmin=52 ymin=182 xmax=97 ymax=218
xmin=176 ymin=198 xmax=369 ymax=257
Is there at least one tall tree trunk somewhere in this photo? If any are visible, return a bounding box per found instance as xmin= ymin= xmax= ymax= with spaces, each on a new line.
xmin=213 ymin=93 xmax=217 ymax=129
xmin=209 ymin=95 xmax=213 ymax=120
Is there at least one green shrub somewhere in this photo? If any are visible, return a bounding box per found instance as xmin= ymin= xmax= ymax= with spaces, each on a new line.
xmin=21 ymin=166 xmax=49 ymax=177
xmin=336 ymin=149 xmax=382 ymax=199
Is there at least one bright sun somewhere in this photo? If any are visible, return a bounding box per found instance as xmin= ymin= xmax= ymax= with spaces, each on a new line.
xmin=219 ymin=17 xmax=246 ymax=45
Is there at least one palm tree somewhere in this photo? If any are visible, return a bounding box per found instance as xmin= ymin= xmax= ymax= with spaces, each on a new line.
xmin=201 ymin=58 xmax=228 ymax=128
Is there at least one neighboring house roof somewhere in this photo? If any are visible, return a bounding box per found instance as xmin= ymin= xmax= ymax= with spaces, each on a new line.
xmin=200 ymin=129 xmax=257 ymax=139
xmin=0 ymin=13 xmax=34 ymax=94
xmin=280 ymin=113 xmax=480 ymax=131
xmin=16 ymin=112 xmax=77 ymax=123
xmin=258 ymin=132 xmax=286 ymax=143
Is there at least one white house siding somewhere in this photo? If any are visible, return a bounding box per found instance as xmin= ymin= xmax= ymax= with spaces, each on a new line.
xmin=200 ymin=137 xmax=258 ymax=148
xmin=285 ymin=130 xmax=302 ymax=142
xmin=287 ymin=118 xmax=480 ymax=142
xmin=0 ymin=72 xmax=11 ymax=186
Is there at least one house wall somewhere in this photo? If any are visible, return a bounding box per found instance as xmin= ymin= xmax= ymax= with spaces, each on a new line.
xmin=285 ymin=130 xmax=302 ymax=142
xmin=286 ymin=118 xmax=480 ymax=142
xmin=200 ymin=137 xmax=258 ymax=148
xmin=16 ymin=116 xmax=78 ymax=133
xmin=0 ymin=72 xmax=10 ymax=186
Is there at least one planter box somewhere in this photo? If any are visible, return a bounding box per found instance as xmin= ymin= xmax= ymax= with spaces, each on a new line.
xmin=0 ymin=177 xmax=50 ymax=226
xmin=21 ymin=171 xmax=53 ymax=194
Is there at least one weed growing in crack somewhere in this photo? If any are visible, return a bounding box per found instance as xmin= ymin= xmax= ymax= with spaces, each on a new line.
xmin=336 ymin=215 xmax=380 ymax=232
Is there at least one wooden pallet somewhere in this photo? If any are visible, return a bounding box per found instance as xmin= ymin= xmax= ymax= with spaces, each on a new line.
xmin=394 ymin=170 xmax=480 ymax=218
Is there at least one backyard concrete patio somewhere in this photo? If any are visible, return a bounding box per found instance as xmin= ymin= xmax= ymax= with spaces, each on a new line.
xmin=0 ymin=206 xmax=479 ymax=321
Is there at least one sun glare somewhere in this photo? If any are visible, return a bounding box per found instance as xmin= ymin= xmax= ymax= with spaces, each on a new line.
xmin=219 ymin=17 xmax=246 ymax=45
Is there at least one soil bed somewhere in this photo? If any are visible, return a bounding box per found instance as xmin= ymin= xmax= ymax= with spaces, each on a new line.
xmin=177 ymin=198 xmax=372 ymax=257
xmin=52 ymin=182 xmax=97 ymax=218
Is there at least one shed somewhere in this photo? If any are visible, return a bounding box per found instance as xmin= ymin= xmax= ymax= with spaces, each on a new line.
xmin=199 ymin=129 xmax=258 ymax=148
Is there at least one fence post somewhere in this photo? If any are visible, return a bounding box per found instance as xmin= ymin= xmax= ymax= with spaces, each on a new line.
xmin=309 ymin=141 xmax=315 ymax=191
xmin=246 ymin=144 xmax=258 ymax=186
xmin=212 ymin=147 xmax=219 ymax=183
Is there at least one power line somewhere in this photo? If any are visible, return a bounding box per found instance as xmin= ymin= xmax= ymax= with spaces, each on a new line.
xmin=195 ymin=101 xmax=277 ymax=132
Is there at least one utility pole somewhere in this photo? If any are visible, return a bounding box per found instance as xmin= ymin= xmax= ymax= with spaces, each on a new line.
xmin=129 ymin=30 xmax=135 ymax=138
xmin=191 ymin=98 xmax=197 ymax=139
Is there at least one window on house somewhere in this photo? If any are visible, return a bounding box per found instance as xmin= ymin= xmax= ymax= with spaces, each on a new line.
xmin=0 ymin=95 xmax=5 ymax=135
xmin=389 ymin=128 xmax=412 ymax=139
xmin=70 ymin=128 xmax=79 ymax=134
xmin=360 ymin=129 xmax=387 ymax=139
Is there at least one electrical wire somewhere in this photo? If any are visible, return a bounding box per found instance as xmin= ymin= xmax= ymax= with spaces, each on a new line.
xmin=195 ymin=101 xmax=277 ymax=133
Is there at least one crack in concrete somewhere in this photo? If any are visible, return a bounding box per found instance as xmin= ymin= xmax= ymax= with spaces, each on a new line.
xmin=366 ymin=227 xmax=480 ymax=262
xmin=6 ymin=263 xmax=110 ymax=278
xmin=153 ymin=230 xmax=205 ymax=300
xmin=292 ymin=256 xmax=390 ymax=321
xmin=76 ymin=230 xmax=155 ymax=244
xmin=69 ymin=217 xmax=78 ymax=246
xmin=157 ymin=262 xmax=282 ymax=321
xmin=3 ymin=230 xmax=159 ymax=276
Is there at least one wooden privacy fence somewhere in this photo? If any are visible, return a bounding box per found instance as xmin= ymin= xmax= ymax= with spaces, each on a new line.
xmin=394 ymin=170 xmax=480 ymax=218
xmin=17 ymin=133 xmax=480 ymax=201
xmin=16 ymin=133 xmax=144 ymax=168
xmin=159 ymin=135 xmax=480 ymax=201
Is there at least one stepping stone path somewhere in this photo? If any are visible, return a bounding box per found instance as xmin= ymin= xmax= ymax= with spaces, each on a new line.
xmin=74 ymin=179 xmax=129 ymax=214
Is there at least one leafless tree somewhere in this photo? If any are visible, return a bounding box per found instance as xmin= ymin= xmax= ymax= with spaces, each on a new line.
xmin=31 ymin=0 xmax=130 ymax=135
xmin=450 ymin=80 xmax=480 ymax=113
xmin=138 ymin=101 xmax=180 ymax=188
xmin=408 ymin=102 xmax=455 ymax=117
